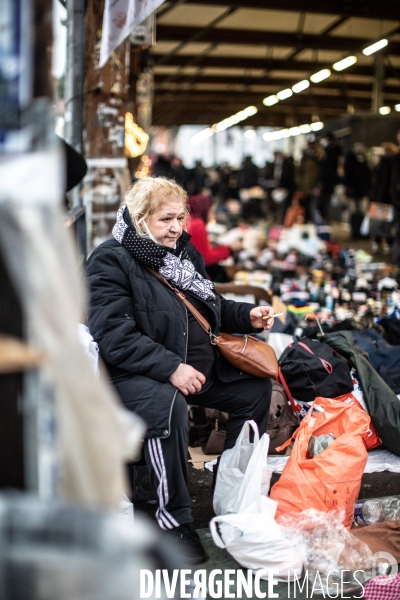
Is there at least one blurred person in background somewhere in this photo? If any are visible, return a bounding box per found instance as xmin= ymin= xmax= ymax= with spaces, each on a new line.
xmin=264 ymin=150 xmax=296 ymax=224
xmin=344 ymin=142 xmax=371 ymax=239
xmin=313 ymin=132 xmax=342 ymax=223
xmin=86 ymin=177 xmax=274 ymax=564
xmin=296 ymin=136 xmax=321 ymax=222
xmin=187 ymin=194 xmax=242 ymax=281
xmin=237 ymin=155 xmax=259 ymax=191
xmin=153 ymin=154 xmax=174 ymax=179
xmin=371 ymin=142 xmax=398 ymax=254
xmin=171 ymin=156 xmax=189 ymax=188
xmin=187 ymin=160 xmax=207 ymax=195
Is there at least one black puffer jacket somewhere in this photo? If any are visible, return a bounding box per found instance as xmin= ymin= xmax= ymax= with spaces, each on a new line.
xmin=86 ymin=232 xmax=259 ymax=438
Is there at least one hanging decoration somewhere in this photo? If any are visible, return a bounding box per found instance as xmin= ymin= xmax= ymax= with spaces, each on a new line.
xmin=124 ymin=112 xmax=149 ymax=157
xmin=100 ymin=0 xmax=166 ymax=68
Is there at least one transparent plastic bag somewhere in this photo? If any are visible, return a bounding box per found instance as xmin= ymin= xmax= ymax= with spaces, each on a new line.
xmin=307 ymin=434 xmax=336 ymax=458
xmin=278 ymin=508 xmax=372 ymax=596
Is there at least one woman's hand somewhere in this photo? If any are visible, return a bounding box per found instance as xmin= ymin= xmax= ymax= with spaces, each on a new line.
xmin=169 ymin=363 xmax=206 ymax=396
xmin=249 ymin=306 xmax=274 ymax=330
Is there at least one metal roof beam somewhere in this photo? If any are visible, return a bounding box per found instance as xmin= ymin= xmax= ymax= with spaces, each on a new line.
xmin=153 ymin=55 xmax=375 ymax=76
xmin=182 ymin=0 xmax=400 ymax=21
xmin=156 ymin=24 xmax=400 ymax=54
xmin=155 ymin=6 xmax=237 ymax=65
xmin=154 ymin=74 xmax=400 ymax=92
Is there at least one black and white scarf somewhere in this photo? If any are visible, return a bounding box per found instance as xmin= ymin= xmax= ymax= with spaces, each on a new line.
xmin=112 ymin=205 xmax=215 ymax=301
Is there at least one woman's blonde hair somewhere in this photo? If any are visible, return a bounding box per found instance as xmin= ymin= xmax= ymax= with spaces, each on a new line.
xmin=124 ymin=177 xmax=189 ymax=238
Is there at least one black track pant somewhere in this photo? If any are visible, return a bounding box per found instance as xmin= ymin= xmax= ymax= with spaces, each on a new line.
xmin=144 ymin=376 xmax=271 ymax=529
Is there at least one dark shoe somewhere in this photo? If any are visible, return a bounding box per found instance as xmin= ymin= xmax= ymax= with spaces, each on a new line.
xmin=170 ymin=523 xmax=208 ymax=565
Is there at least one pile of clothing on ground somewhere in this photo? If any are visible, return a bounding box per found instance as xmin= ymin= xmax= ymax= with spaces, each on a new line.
xmin=188 ymin=219 xmax=400 ymax=596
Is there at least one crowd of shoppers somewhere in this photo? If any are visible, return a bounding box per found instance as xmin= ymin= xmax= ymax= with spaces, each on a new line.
xmin=148 ymin=130 xmax=400 ymax=269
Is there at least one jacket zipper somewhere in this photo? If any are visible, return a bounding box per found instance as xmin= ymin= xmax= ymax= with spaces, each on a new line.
xmin=166 ymin=306 xmax=189 ymax=438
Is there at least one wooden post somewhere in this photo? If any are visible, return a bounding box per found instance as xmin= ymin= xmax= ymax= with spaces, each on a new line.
xmin=83 ymin=0 xmax=132 ymax=252
xmin=84 ymin=0 xmax=130 ymax=159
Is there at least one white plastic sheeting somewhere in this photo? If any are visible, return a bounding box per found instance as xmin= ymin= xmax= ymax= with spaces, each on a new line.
xmin=268 ymin=447 xmax=400 ymax=475
xmin=0 ymin=149 xmax=145 ymax=508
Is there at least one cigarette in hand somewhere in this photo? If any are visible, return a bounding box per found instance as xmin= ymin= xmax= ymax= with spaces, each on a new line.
xmin=263 ymin=312 xmax=285 ymax=319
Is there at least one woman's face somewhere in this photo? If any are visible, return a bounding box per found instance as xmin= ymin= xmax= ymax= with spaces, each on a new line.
xmin=145 ymin=201 xmax=186 ymax=247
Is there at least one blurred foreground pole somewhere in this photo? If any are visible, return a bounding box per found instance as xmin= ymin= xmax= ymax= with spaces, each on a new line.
xmin=64 ymin=0 xmax=86 ymax=156
xmin=0 ymin=0 xmax=54 ymax=489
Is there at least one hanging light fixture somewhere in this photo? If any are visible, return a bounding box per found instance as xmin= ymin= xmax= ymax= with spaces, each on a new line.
xmin=333 ymin=56 xmax=357 ymax=71
xmin=310 ymin=69 xmax=331 ymax=83
xmin=363 ymin=39 xmax=388 ymax=56
xmin=292 ymin=80 xmax=310 ymax=93
xmin=263 ymin=95 xmax=279 ymax=106
xmin=277 ymin=88 xmax=293 ymax=100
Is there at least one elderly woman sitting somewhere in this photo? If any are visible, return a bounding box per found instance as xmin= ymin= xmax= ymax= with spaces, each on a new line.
xmin=86 ymin=177 xmax=274 ymax=564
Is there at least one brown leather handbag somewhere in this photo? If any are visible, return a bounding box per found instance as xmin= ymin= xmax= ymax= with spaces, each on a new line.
xmin=147 ymin=268 xmax=278 ymax=379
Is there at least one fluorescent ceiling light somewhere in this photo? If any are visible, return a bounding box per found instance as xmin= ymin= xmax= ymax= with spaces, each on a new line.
xmin=395 ymin=104 xmax=400 ymax=112
xmin=243 ymin=105 xmax=258 ymax=117
xmin=379 ymin=106 xmax=391 ymax=115
xmin=310 ymin=69 xmax=331 ymax=83
xmin=263 ymin=131 xmax=282 ymax=141
xmin=213 ymin=106 xmax=258 ymax=133
xmin=310 ymin=121 xmax=324 ymax=131
xmin=333 ymin=56 xmax=357 ymax=71
xmin=244 ymin=129 xmax=256 ymax=139
xmin=277 ymin=88 xmax=293 ymax=100
xmin=190 ymin=128 xmax=214 ymax=145
xmin=292 ymin=80 xmax=310 ymax=94
xmin=262 ymin=121 xmax=324 ymax=142
xmin=262 ymin=132 xmax=273 ymax=141
xmin=263 ymin=95 xmax=279 ymax=107
xmin=363 ymin=39 xmax=388 ymax=56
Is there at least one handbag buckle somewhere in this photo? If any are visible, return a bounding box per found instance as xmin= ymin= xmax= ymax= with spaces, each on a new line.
xmin=210 ymin=332 xmax=218 ymax=345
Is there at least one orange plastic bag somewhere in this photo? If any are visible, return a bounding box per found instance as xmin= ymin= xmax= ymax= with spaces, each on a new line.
xmin=270 ymin=397 xmax=370 ymax=528
xmin=334 ymin=392 xmax=381 ymax=451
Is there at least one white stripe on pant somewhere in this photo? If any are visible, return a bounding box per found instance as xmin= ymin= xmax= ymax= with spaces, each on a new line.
xmin=148 ymin=438 xmax=179 ymax=530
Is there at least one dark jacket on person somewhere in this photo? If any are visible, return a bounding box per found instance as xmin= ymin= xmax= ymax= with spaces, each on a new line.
xmin=316 ymin=141 xmax=342 ymax=195
xmin=264 ymin=157 xmax=296 ymax=194
xmin=86 ymin=233 xmax=258 ymax=438
xmin=372 ymin=155 xmax=393 ymax=205
xmin=296 ymin=150 xmax=320 ymax=196
xmin=344 ymin=152 xmax=371 ymax=199
xmin=237 ymin=159 xmax=259 ymax=189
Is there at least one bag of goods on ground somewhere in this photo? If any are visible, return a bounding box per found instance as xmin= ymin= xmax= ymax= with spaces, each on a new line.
xmin=270 ymin=397 xmax=370 ymax=528
xmin=213 ymin=420 xmax=272 ymax=516
xmin=210 ymin=496 xmax=304 ymax=581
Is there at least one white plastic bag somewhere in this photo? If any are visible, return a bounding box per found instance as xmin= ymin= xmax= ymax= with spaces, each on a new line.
xmin=210 ymin=496 xmax=304 ymax=581
xmin=213 ymin=421 xmax=272 ymax=515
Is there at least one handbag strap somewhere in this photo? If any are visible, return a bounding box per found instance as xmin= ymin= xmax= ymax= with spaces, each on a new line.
xmin=145 ymin=266 xmax=213 ymax=337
